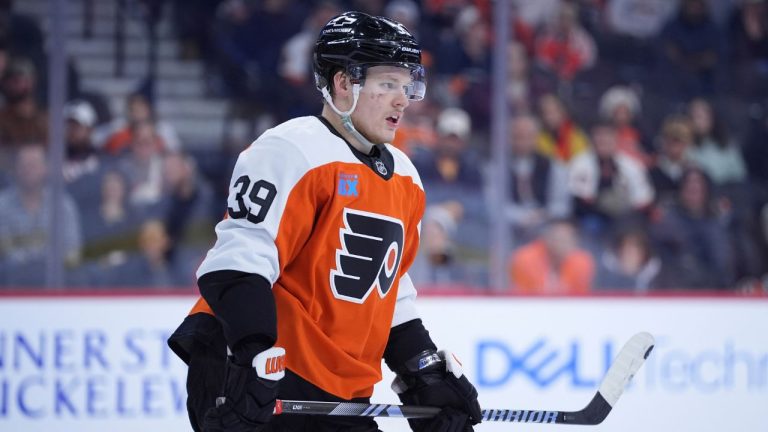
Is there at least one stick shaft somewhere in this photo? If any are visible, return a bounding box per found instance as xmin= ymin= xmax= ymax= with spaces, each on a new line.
xmin=275 ymin=332 xmax=654 ymax=426
xmin=275 ymin=400 xmax=439 ymax=418
xmin=275 ymin=400 xmax=584 ymax=424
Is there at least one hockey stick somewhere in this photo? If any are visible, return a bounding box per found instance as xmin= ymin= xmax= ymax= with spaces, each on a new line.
xmin=274 ymin=332 xmax=654 ymax=425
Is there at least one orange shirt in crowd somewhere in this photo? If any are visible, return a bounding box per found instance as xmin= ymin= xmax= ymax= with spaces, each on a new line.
xmin=616 ymin=125 xmax=652 ymax=166
xmin=509 ymin=240 xmax=595 ymax=294
xmin=102 ymin=127 xmax=133 ymax=154
xmin=391 ymin=123 xmax=437 ymax=155
xmin=103 ymin=126 xmax=169 ymax=155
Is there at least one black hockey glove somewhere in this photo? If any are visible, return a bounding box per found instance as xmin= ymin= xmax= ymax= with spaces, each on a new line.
xmin=392 ymin=349 xmax=482 ymax=432
xmin=202 ymin=346 xmax=285 ymax=432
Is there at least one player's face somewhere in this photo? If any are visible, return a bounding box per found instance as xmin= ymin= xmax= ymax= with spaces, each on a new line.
xmin=351 ymin=66 xmax=412 ymax=144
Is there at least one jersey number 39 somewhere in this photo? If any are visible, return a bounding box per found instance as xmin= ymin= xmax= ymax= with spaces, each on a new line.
xmin=227 ymin=175 xmax=277 ymax=224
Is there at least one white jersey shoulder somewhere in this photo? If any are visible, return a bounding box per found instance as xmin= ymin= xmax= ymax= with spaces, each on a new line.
xmin=256 ymin=116 xmax=360 ymax=169
xmin=196 ymin=117 xmax=340 ymax=281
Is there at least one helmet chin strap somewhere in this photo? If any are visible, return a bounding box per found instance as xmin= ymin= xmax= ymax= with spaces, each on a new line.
xmin=321 ymin=83 xmax=377 ymax=154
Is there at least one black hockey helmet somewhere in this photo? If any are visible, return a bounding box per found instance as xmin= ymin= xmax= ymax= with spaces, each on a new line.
xmin=313 ymin=11 xmax=426 ymax=100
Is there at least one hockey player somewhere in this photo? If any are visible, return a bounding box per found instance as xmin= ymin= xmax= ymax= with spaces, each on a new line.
xmin=168 ymin=11 xmax=482 ymax=432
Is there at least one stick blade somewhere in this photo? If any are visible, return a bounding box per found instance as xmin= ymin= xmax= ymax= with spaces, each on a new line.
xmin=598 ymin=332 xmax=655 ymax=408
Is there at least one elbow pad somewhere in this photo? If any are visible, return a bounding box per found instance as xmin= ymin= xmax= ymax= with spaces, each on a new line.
xmin=199 ymin=270 xmax=277 ymax=363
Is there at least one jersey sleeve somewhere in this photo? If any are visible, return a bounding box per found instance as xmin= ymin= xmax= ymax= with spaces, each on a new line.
xmin=196 ymin=135 xmax=312 ymax=283
xmin=387 ymin=144 xmax=426 ymax=328
xmin=392 ymin=272 xmax=420 ymax=327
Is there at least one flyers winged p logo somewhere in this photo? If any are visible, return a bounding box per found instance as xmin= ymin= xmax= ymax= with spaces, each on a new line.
xmin=330 ymin=208 xmax=405 ymax=304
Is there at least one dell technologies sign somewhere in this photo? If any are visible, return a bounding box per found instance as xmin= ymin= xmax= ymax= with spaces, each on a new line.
xmin=475 ymin=336 xmax=768 ymax=393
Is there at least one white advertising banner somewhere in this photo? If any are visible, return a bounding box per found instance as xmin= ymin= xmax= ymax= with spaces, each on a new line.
xmin=0 ymin=295 xmax=766 ymax=432
xmin=0 ymin=296 xmax=193 ymax=432
xmin=376 ymin=297 xmax=768 ymax=432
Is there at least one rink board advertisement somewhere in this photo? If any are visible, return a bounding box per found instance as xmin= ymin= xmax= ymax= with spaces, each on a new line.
xmin=0 ymin=295 xmax=766 ymax=432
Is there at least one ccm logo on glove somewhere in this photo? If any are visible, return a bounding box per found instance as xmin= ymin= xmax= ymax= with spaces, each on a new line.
xmin=254 ymin=347 xmax=286 ymax=381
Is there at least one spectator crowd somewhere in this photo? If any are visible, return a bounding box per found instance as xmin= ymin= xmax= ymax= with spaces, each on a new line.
xmin=1 ymin=0 xmax=767 ymax=294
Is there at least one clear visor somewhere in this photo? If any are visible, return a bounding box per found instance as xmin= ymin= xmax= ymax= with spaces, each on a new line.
xmin=348 ymin=63 xmax=427 ymax=101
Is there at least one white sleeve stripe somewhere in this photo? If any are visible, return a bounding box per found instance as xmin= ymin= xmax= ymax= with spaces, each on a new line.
xmin=391 ymin=273 xmax=420 ymax=327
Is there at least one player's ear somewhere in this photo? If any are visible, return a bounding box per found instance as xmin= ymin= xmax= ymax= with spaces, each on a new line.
xmin=333 ymin=71 xmax=350 ymax=94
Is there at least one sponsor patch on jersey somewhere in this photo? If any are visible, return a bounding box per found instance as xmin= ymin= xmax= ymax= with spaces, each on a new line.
xmin=338 ymin=173 xmax=359 ymax=197
xmin=330 ymin=208 xmax=404 ymax=303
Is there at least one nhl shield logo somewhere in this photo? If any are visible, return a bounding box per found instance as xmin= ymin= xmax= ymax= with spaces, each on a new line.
xmin=374 ymin=159 xmax=388 ymax=176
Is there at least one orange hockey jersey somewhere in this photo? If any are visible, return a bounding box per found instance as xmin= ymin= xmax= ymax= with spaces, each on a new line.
xmin=189 ymin=116 xmax=425 ymax=399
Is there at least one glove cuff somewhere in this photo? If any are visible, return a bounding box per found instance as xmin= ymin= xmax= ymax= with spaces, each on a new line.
xmin=399 ymin=349 xmax=443 ymax=375
xmin=392 ymin=349 xmax=445 ymax=395
xmin=384 ymin=319 xmax=437 ymax=372
xmin=253 ymin=346 xmax=286 ymax=381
